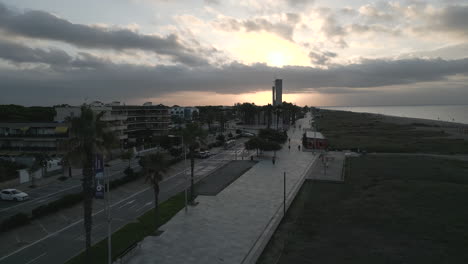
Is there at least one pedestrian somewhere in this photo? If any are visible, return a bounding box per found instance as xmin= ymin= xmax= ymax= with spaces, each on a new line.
xmin=298 ymin=145 xmax=301 ymax=151
xmin=288 ymin=138 xmax=291 ymax=143
xmin=272 ymin=156 xmax=276 ymax=165
xmin=288 ymin=145 xmax=291 ymax=151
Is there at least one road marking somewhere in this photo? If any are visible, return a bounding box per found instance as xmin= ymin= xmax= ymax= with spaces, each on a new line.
xmin=0 ymin=186 xmax=151 ymax=262
xmin=136 ymin=202 xmax=152 ymax=212
xmin=38 ymin=223 xmax=49 ymax=235
xmin=0 ymin=184 xmax=79 ymax=213
xmin=0 ymin=163 xmax=140 ymax=214
xmin=24 ymin=253 xmax=46 ymax=264
xmin=0 ymin=147 xmax=238 ymax=262
xmin=118 ymin=199 xmax=135 ymax=209
xmin=60 ymin=213 xmax=70 ymax=223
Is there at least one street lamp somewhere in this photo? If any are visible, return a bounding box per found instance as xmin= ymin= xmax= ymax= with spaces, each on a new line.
xmin=168 ymin=134 xmax=188 ymax=212
xmin=104 ymin=163 xmax=112 ymax=264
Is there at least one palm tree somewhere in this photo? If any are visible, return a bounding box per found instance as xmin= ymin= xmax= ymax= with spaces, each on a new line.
xmin=64 ymin=105 xmax=117 ymax=261
xmin=181 ymin=123 xmax=206 ymax=202
xmin=139 ymin=153 xmax=168 ymax=227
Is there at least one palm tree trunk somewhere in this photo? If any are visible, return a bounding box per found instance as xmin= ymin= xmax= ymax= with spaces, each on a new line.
xmin=153 ymin=183 xmax=159 ymax=228
xmin=82 ymin=166 xmax=94 ymax=261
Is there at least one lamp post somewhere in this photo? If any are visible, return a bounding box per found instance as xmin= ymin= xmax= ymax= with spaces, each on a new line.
xmin=104 ymin=163 xmax=111 ymax=264
xmin=168 ymin=134 xmax=188 ymax=212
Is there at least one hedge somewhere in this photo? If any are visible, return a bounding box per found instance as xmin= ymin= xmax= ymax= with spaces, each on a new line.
xmin=0 ymin=213 xmax=30 ymax=232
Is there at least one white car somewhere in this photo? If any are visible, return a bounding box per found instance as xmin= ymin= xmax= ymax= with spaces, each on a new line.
xmin=0 ymin=189 xmax=29 ymax=201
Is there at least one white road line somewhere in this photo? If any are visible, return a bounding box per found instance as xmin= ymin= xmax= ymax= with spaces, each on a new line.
xmin=0 ymin=164 xmax=140 ymax=214
xmin=136 ymin=202 xmax=152 ymax=212
xmin=0 ymin=186 xmax=151 ymax=262
xmin=0 ymin=185 xmax=79 ymax=213
xmin=0 ymin=147 xmax=238 ymax=262
xmin=24 ymin=253 xmax=46 ymax=264
xmin=59 ymin=214 xmax=70 ymax=223
xmin=38 ymin=223 xmax=49 ymax=235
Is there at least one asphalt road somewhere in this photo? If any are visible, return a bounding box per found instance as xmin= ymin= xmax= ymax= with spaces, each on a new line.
xmin=0 ymin=160 xmax=139 ymax=221
xmin=0 ymin=142 xmax=249 ymax=264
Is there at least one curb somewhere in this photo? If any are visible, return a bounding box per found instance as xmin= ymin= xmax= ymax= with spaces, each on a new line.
xmin=241 ymin=154 xmax=318 ymax=264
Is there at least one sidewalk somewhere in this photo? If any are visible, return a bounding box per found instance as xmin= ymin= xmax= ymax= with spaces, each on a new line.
xmin=127 ymin=114 xmax=317 ymax=264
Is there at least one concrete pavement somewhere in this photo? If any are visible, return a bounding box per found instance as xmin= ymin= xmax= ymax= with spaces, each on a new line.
xmin=127 ymin=114 xmax=318 ymax=264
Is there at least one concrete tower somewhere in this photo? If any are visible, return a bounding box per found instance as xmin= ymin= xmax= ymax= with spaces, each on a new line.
xmin=274 ymin=79 xmax=282 ymax=105
xmin=272 ymin=86 xmax=276 ymax=105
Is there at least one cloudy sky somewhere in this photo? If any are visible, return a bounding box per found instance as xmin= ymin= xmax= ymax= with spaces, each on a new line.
xmin=1 ymin=0 xmax=468 ymax=106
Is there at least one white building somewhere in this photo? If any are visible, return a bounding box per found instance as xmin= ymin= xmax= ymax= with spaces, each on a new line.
xmin=170 ymin=106 xmax=199 ymax=120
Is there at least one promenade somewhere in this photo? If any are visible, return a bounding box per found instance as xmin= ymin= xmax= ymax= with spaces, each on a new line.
xmin=127 ymin=114 xmax=318 ymax=264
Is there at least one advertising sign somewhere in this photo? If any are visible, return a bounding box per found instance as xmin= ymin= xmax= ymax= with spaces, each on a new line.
xmin=95 ymin=183 xmax=104 ymax=199
xmin=94 ymin=154 xmax=105 ymax=199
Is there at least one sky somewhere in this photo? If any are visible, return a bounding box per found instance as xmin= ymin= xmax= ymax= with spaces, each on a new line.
xmin=0 ymin=0 xmax=468 ymax=107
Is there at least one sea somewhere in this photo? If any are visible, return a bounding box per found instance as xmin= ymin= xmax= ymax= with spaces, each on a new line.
xmin=320 ymin=105 xmax=468 ymax=125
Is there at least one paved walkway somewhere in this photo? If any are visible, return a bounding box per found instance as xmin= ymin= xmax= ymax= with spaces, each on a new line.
xmin=127 ymin=114 xmax=317 ymax=264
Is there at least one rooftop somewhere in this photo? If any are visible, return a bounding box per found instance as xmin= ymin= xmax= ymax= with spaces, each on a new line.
xmin=306 ymin=131 xmax=325 ymax=139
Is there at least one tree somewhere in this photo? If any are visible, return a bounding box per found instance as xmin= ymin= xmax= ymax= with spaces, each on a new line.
xmin=181 ymin=123 xmax=207 ymax=202
xmin=120 ymin=149 xmax=134 ymax=169
xmin=139 ymin=153 xmax=168 ymax=227
xmin=245 ymin=137 xmax=281 ymax=156
xmin=64 ymin=105 xmax=117 ymax=261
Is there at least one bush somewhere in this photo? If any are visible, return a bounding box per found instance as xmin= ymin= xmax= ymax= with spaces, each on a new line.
xmin=169 ymin=147 xmax=182 ymax=158
xmin=235 ymin=129 xmax=242 ymax=134
xmin=58 ymin=176 xmax=68 ymax=181
xmin=216 ymin=134 xmax=225 ymax=142
xmin=258 ymin=128 xmax=287 ymax=143
xmin=228 ymin=132 xmax=233 ymax=138
xmin=32 ymin=193 xmax=82 ymax=218
xmin=0 ymin=159 xmax=26 ymax=183
xmin=0 ymin=213 xmax=30 ymax=232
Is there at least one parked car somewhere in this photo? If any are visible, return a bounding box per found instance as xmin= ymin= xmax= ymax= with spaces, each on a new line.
xmin=0 ymin=189 xmax=29 ymax=201
xmin=196 ymin=151 xmax=211 ymax=159
xmin=241 ymin=132 xmax=255 ymax=137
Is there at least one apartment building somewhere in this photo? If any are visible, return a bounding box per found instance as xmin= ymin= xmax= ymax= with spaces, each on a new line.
xmin=55 ymin=101 xmax=170 ymax=148
xmin=0 ymin=122 xmax=70 ymax=153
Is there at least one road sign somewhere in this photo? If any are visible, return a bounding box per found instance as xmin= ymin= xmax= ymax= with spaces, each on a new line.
xmin=95 ymin=154 xmax=104 ymax=180
xmin=95 ymin=182 xmax=104 ymax=199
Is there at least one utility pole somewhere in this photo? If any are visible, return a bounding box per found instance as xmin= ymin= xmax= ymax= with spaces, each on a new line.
xmin=105 ymin=164 xmax=111 ymax=264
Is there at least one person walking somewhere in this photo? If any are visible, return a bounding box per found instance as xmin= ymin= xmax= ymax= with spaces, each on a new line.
xmin=298 ymin=145 xmax=301 ymax=151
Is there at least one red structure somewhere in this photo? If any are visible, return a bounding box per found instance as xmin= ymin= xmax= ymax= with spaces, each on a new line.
xmin=303 ymin=131 xmax=328 ymax=150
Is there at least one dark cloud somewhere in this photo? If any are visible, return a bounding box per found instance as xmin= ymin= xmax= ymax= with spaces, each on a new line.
xmin=214 ymin=16 xmax=297 ymax=41
xmin=0 ymin=39 xmax=110 ymax=69
xmin=430 ymin=5 xmax=468 ymax=37
xmin=1 ymin=46 xmax=468 ymax=105
xmin=308 ymin=50 xmax=337 ymax=65
xmin=0 ymin=2 xmax=210 ymax=66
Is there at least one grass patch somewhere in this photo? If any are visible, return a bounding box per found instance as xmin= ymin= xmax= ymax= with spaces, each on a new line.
xmin=66 ymin=192 xmax=185 ymax=264
xmin=315 ymin=110 xmax=468 ymax=154
xmin=258 ymin=155 xmax=468 ymax=264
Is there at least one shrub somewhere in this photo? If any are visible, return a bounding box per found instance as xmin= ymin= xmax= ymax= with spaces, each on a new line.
xmin=32 ymin=193 xmax=82 ymax=218
xmin=0 ymin=213 xmax=30 ymax=232
xmin=258 ymin=128 xmax=287 ymax=143
xmin=216 ymin=134 xmax=225 ymax=142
